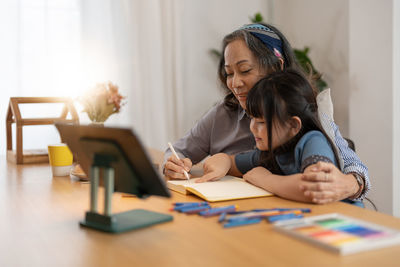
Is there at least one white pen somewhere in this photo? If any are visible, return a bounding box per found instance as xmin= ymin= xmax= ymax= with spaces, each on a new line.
xmin=168 ymin=142 xmax=190 ymax=180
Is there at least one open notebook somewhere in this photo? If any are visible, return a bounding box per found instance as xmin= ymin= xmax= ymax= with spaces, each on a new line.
xmin=167 ymin=176 xmax=272 ymax=202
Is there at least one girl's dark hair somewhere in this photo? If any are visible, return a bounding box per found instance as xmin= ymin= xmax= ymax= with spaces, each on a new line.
xmin=218 ymin=23 xmax=303 ymax=111
xmin=246 ymin=69 xmax=339 ymax=174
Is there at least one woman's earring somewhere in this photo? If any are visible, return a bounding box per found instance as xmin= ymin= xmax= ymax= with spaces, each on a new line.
xmin=279 ymin=58 xmax=284 ymax=70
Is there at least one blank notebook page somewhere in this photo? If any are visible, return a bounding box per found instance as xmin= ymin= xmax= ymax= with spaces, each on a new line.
xmin=168 ymin=176 xmax=272 ymax=201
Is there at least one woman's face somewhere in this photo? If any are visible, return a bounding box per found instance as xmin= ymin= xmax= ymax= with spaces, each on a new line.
xmin=250 ymin=117 xmax=293 ymax=151
xmin=224 ymin=39 xmax=266 ymax=110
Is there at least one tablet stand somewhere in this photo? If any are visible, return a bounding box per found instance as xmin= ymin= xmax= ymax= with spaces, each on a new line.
xmin=80 ymin=153 xmax=173 ymax=233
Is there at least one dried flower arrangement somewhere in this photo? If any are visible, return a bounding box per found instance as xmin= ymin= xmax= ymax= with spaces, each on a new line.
xmin=79 ymin=81 xmax=125 ymax=123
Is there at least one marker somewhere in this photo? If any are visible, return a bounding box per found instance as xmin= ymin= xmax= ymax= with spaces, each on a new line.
xmin=180 ymin=205 xmax=211 ymax=214
xmin=227 ymin=216 xmax=262 ymax=223
xmin=228 ymin=210 xmax=301 ymax=221
xmin=251 ymin=208 xmax=311 ymax=213
xmin=218 ymin=212 xmax=227 ymax=223
xmin=199 ymin=205 xmax=237 ymax=217
xmin=168 ymin=142 xmax=190 ymax=180
xmin=173 ymin=203 xmax=210 ymax=212
xmin=227 ymin=211 xmax=272 ymax=221
xmin=227 ymin=214 xmax=269 ymax=222
xmin=223 ymin=218 xmax=262 ymax=228
xmin=251 ymin=208 xmax=281 ymax=212
xmin=174 ymin=202 xmax=209 ymax=207
xmin=274 ymin=208 xmax=311 ymax=213
xmin=227 ymin=210 xmax=248 ymax=215
xmin=267 ymin=213 xmax=304 ymax=223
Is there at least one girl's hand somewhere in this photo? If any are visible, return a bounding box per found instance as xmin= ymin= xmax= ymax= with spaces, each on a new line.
xmin=196 ymin=153 xmax=232 ymax=183
xmin=243 ymin=167 xmax=272 ymax=187
xmin=300 ymin=161 xmax=359 ymax=204
xmin=164 ymin=156 xmax=192 ymax=180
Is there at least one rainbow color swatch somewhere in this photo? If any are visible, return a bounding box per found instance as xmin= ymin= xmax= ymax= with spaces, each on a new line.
xmin=273 ymin=213 xmax=400 ymax=255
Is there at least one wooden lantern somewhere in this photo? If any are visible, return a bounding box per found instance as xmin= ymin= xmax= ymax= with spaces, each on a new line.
xmin=6 ymin=97 xmax=79 ymax=164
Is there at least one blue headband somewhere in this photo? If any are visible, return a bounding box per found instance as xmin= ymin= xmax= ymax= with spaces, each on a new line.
xmin=240 ymin=24 xmax=283 ymax=58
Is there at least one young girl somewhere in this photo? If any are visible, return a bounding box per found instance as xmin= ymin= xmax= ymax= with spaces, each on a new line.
xmin=197 ymin=69 xmax=360 ymax=204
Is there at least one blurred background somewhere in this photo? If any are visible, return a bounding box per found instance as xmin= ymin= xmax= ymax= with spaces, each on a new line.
xmin=0 ymin=0 xmax=399 ymax=216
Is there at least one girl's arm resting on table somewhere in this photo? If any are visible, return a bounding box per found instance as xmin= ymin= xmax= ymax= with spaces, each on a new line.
xmin=243 ymin=167 xmax=314 ymax=203
xmin=197 ymin=153 xmax=243 ymax=182
xmin=243 ymin=163 xmax=359 ymax=204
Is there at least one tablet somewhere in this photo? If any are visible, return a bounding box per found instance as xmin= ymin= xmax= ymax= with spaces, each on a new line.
xmin=55 ymin=123 xmax=170 ymax=198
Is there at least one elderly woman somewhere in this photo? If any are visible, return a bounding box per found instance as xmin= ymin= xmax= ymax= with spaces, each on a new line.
xmin=163 ymin=23 xmax=369 ymax=205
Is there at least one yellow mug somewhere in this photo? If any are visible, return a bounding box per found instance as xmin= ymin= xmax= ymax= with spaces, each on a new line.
xmin=48 ymin=144 xmax=73 ymax=176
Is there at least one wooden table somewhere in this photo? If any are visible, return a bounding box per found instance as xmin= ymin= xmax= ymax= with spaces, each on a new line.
xmin=1 ymin=154 xmax=400 ymax=267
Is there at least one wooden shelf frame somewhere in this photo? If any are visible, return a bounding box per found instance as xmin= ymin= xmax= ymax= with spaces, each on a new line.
xmin=6 ymin=97 xmax=79 ymax=164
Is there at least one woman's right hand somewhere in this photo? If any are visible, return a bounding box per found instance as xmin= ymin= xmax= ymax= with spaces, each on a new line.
xmin=300 ymin=162 xmax=359 ymax=204
xmin=164 ymin=156 xmax=192 ymax=179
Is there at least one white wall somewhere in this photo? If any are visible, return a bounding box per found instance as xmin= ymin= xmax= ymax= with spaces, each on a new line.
xmin=349 ymin=0 xmax=399 ymax=216
xmin=177 ymin=0 xmax=270 ymax=136
xmin=393 ymin=0 xmax=400 ymax=216
xmin=274 ymin=0 xmax=350 ymax=136
xmin=274 ymin=0 xmax=399 ymax=216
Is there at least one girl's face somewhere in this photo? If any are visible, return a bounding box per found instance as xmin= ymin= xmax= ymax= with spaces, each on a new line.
xmin=250 ymin=117 xmax=294 ymax=151
xmin=224 ymin=39 xmax=266 ymax=110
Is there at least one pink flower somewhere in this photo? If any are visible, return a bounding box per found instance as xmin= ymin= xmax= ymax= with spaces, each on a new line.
xmin=273 ymin=48 xmax=282 ymax=59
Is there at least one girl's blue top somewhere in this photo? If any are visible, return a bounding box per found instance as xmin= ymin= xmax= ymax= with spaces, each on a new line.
xmin=235 ymin=130 xmax=363 ymax=207
xmin=235 ymin=130 xmax=336 ymax=174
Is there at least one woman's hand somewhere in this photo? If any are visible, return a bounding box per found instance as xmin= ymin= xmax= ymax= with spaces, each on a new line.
xmin=300 ymin=162 xmax=359 ymax=204
xmin=196 ymin=153 xmax=232 ymax=183
xmin=164 ymin=156 xmax=192 ymax=180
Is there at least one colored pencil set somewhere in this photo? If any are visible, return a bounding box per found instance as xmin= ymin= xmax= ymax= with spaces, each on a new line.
xmin=171 ymin=202 xmax=311 ymax=228
xmin=273 ymin=213 xmax=400 ymax=255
